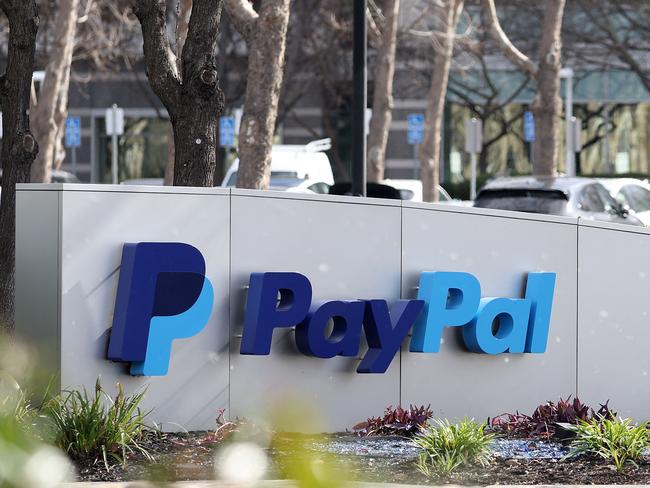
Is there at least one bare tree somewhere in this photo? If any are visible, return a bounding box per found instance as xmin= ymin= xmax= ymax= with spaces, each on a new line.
xmin=131 ymin=0 xmax=225 ymax=186
xmin=0 ymin=0 xmax=39 ymax=331
xmin=30 ymin=0 xmax=79 ymax=183
xmin=225 ymin=0 xmax=291 ymax=189
xmin=367 ymin=0 xmax=400 ymax=182
xmin=483 ymin=0 xmax=566 ymax=175
xmin=567 ymin=1 xmax=650 ymax=94
xmin=418 ymin=0 xmax=464 ymax=202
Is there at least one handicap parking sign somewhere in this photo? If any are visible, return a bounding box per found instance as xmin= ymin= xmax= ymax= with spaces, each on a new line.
xmin=65 ymin=116 xmax=81 ymax=148
xmin=219 ymin=116 xmax=236 ymax=147
xmin=407 ymin=113 xmax=425 ymax=145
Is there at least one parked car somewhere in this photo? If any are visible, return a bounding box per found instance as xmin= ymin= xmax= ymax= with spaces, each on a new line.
xmin=272 ymin=178 xmax=331 ymax=194
xmin=381 ymin=179 xmax=452 ymax=202
xmin=51 ymin=170 xmax=81 ymax=183
xmin=329 ymin=182 xmax=403 ymax=199
xmin=474 ymin=176 xmax=644 ymax=226
xmin=222 ymin=139 xmax=334 ymax=188
xmin=600 ymin=178 xmax=650 ymax=227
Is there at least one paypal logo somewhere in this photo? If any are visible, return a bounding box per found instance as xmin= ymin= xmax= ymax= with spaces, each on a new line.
xmin=240 ymin=271 xmax=556 ymax=373
xmin=108 ymin=243 xmax=213 ymax=376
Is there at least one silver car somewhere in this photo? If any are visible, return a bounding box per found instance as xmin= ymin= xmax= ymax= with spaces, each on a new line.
xmin=474 ymin=176 xmax=644 ymax=226
xmin=600 ymin=178 xmax=650 ymax=227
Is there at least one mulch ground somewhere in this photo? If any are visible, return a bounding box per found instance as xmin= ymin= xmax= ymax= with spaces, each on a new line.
xmin=72 ymin=431 xmax=650 ymax=485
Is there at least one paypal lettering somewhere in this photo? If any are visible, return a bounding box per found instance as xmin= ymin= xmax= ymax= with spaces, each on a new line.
xmin=240 ymin=271 xmax=556 ymax=373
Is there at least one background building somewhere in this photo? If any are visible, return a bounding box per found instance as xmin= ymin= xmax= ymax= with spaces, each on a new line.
xmin=43 ymin=0 xmax=650 ymax=189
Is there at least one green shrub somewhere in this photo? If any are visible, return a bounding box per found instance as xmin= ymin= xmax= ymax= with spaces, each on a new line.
xmin=412 ymin=418 xmax=494 ymax=477
xmin=44 ymin=381 xmax=152 ymax=468
xmin=565 ymin=417 xmax=649 ymax=472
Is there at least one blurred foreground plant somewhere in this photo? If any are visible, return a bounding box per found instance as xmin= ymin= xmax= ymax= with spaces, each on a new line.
xmin=44 ymin=380 xmax=152 ymax=469
xmin=215 ymin=398 xmax=348 ymax=488
xmin=413 ymin=418 xmax=493 ymax=478
xmin=0 ymin=339 xmax=74 ymax=487
xmin=565 ymin=417 xmax=649 ymax=472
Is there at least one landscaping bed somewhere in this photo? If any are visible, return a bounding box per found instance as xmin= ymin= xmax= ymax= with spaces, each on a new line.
xmin=3 ymin=367 xmax=650 ymax=487
xmin=74 ymin=431 xmax=650 ymax=485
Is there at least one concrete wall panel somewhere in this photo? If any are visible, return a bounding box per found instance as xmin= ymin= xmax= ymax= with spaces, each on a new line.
xmin=57 ymin=187 xmax=230 ymax=431
xmin=401 ymin=203 xmax=579 ymax=420
xmin=577 ymin=221 xmax=650 ymax=419
xmin=229 ymin=191 xmax=402 ymax=431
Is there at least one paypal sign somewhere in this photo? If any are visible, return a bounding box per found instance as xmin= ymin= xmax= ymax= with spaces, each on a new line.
xmin=240 ymin=271 xmax=556 ymax=373
xmin=105 ymin=241 xmax=554 ymax=376
xmin=108 ymin=243 xmax=213 ymax=376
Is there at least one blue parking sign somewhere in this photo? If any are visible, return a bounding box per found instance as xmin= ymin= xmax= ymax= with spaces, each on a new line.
xmin=219 ymin=116 xmax=236 ymax=147
xmin=65 ymin=116 xmax=81 ymax=148
xmin=524 ymin=111 xmax=535 ymax=142
xmin=407 ymin=113 xmax=425 ymax=145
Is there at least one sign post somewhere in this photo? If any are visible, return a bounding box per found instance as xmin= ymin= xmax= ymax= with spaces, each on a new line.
xmin=570 ymin=116 xmax=582 ymax=173
xmin=524 ymin=110 xmax=535 ymax=166
xmin=65 ymin=116 xmax=81 ymax=176
xmin=560 ymin=67 xmax=575 ymax=176
xmin=407 ymin=113 xmax=425 ymax=179
xmin=105 ymin=105 xmax=125 ymax=184
xmin=464 ymin=118 xmax=483 ymax=201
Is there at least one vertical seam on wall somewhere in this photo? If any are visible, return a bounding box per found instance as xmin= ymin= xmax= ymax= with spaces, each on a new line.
xmin=575 ymin=220 xmax=580 ymax=398
xmin=228 ymin=189 xmax=232 ymax=420
xmin=57 ymin=191 xmax=63 ymax=392
xmin=399 ymin=201 xmax=403 ymax=407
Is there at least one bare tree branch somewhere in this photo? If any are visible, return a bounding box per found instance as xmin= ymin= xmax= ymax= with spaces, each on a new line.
xmin=223 ymin=0 xmax=258 ymax=40
xmin=131 ymin=0 xmax=180 ymax=111
xmin=482 ymin=0 xmax=538 ymax=77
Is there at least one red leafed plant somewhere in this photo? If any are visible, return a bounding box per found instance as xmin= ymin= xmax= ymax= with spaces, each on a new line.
xmin=353 ymin=404 xmax=433 ymax=437
xmin=490 ymin=397 xmax=616 ymax=439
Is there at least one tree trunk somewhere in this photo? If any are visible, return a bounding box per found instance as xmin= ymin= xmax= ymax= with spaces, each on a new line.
xmin=532 ymin=0 xmax=565 ymax=175
xmin=163 ymin=123 xmax=174 ymax=185
xmin=52 ymin=57 xmax=73 ymax=171
xmin=420 ymin=0 xmax=463 ymax=202
xmin=30 ymin=0 xmax=79 ymax=183
xmin=483 ymin=0 xmax=565 ymax=176
xmin=172 ymin=104 xmax=219 ymax=186
xmin=133 ymin=0 xmax=225 ymax=187
xmin=163 ymin=0 xmax=193 ymax=186
xmin=367 ymin=0 xmax=400 ymax=183
xmin=226 ymin=0 xmax=291 ymax=190
xmin=0 ymin=0 xmax=40 ymax=332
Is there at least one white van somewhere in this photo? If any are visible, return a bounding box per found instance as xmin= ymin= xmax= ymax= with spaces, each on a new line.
xmin=221 ymin=139 xmax=334 ymax=191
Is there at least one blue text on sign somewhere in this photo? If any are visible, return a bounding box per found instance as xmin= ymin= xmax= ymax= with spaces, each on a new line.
xmin=239 ymin=271 xmax=556 ymax=373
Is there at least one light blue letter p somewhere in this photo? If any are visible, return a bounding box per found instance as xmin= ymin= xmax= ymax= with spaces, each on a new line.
xmin=409 ymin=272 xmax=481 ymax=353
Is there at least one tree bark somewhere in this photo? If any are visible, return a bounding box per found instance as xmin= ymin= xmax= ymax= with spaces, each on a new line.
xmin=367 ymin=0 xmax=400 ymax=183
xmin=483 ymin=0 xmax=566 ymax=175
xmin=225 ymin=0 xmax=291 ymax=190
xmin=0 ymin=0 xmax=40 ymax=332
xmin=30 ymin=0 xmax=78 ymax=183
xmin=163 ymin=0 xmax=193 ymax=186
xmin=132 ymin=0 xmax=225 ymax=187
xmin=420 ymin=0 xmax=463 ymax=202
xmin=532 ymin=0 xmax=565 ymax=175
